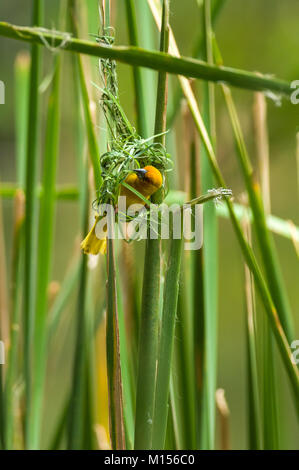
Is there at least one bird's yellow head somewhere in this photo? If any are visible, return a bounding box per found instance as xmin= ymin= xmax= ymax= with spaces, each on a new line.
xmin=133 ymin=165 xmax=163 ymax=193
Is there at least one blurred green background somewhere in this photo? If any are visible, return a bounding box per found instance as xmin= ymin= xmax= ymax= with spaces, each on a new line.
xmin=0 ymin=0 xmax=298 ymax=449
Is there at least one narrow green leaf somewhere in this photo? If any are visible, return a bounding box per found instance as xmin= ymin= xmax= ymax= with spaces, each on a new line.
xmin=23 ymin=0 xmax=43 ymax=448
xmin=167 ymin=0 xmax=228 ymax=128
xmin=134 ymin=0 xmax=169 ymax=450
xmin=28 ymin=54 xmax=61 ymax=449
xmin=69 ymin=1 xmax=102 ymax=192
xmin=106 ymin=236 xmax=126 ymax=450
xmin=4 ymin=50 xmax=29 ymax=449
xmin=243 ymin=215 xmax=262 ymax=450
xmin=15 ymin=52 xmax=30 ymax=187
xmin=100 ymin=1 xmax=126 ymax=451
xmin=4 ymin=192 xmax=25 ymax=449
xmin=159 ymin=14 xmax=299 ymax=417
xmin=125 ymin=0 xmax=149 ymax=137
xmin=198 ymin=0 xmax=218 ymax=450
xmin=136 ymin=0 xmax=157 ymax=130
xmin=47 ymin=256 xmax=81 ymax=343
xmin=252 ymin=92 xmax=279 ymax=450
xmin=152 ymin=224 xmax=183 ymax=449
xmin=67 ymin=3 xmax=90 ymax=446
xmin=67 ymin=253 xmax=89 ymax=449
xmin=115 ymin=256 xmax=134 ymax=449
xmin=220 ymin=82 xmax=294 ymax=341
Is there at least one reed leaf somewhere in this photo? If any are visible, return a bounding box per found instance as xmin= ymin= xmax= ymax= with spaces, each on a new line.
xmin=106 ymin=236 xmax=126 ymax=450
xmin=125 ymin=0 xmax=148 ymax=137
xmin=115 ymin=260 xmax=134 ymax=449
xmin=155 ymin=10 xmax=299 ymax=416
xmin=15 ymin=52 xmax=30 ymax=187
xmin=135 ymin=0 xmax=157 ymax=132
xmin=167 ymin=0 xmax=228 ymax=128
xmin=67 ymin=252 xmax=89 ymax=449
xmin=27 ymin=54 xmax=61 ymax=449
xmin=69 ymin=2 xmax=102 ymax=192
xmin=242 ymin=213 xmax=262 ymax=449
xmin=23 ymin=0 xmax=43 ymax=448
xmin=99 ymin=0 xmax=126 ymax=451
xmin=67 ymin=3 xmax=90 ymax=447
xmin=4 ymin=191 xmax=25 ymax=449
xmin=220 ymin=80 xmax=294 ymax=341
xmin=47 ymin=254 xmax=81 ymax=342
xmin=198 ymin=0 xmax=218 ymax=449
xmin=253 ymin=92 xmax=279 ymax=450
xmin=3 ymin=51 xmax=30 ymax=449
xmin=134 ymin=1 xmax=169 ymax=449
xmin=0 ymin=21 xmax=294 ymax=97
xmin=152 ymin=223 xmax=183 ymax=449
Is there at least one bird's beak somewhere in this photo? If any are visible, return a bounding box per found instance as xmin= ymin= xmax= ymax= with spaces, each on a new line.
xmin=134 ymin=168 xmax=147 ymax=179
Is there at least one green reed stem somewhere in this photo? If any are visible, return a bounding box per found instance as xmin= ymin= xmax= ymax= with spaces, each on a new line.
xmin=165 ymin=23 xmax=299 ymax=417
xmin=28 ymin=55 xmax=61 ymax=449
xmin=167 ymin=0 xmax=228 ymax=128
xmin=0 ymin=20 xmax=293 ymax=97
xmin=243 ymin=215 xmax=262 ymax=449
xmin=136 ymin=0 xmax=157 ymax=131
xmin=4 ymin=192 xmax=25 ymax=449
xmin=134 ymin=0 xmax=169 ymax=450
xmin=115 ymin=262 xmax=134 ymax=449
xmin=199 ymin=0 xmax=218 ymax=450
xmin=23 ymin=0 xmax=43 ymax=448
xmin=47 ymin=256 xmax=81 ymax=343
xmin=152 ymin=221 xmax=182 ymax=449
xmin=100 ymin=1 xmax=126 ymax=450
xmin=106 ymin=235 xmax=126 ymax=450
xmin=134 ymin=237 xmax=161 ymax=449
xmin=125 ymin=0 xmax=148 ymax=137
xmin=252 ymin=92 xmax=279 ymax=450
xmin=67 ymin=1 xmax=90 ymax=449
xmin=3 ymin=50 xmax=30 ymax=449
xmin=67 ymin=113 xmax=88 ymax=449
xmin=15 ymin=52 xmax=30 ymax=187
xmin=220 ymin=82 xmax=294 ymax=341
xmin=67 ymin=251 xmax=88 ymax=449
xmin=70 ymin=3 xmax=102 ymax=191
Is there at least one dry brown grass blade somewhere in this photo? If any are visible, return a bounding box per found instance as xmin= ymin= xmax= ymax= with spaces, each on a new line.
xmin=215 ymin=388 xmax=230 ymax=450
xmin=0 ymin=199 xmax=9 ymax=361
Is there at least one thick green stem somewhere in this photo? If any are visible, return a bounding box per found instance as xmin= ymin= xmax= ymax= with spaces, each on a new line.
xmin=134 ymin=0 xmax=169 ymax=450
xmin=23 ymin=0 xmax=43 ymax=448
xmin=199 ymin=0 xmax=218 ymax=450
xmin=0 ymin=21 xmax=293 ymax=97
xmin=28 ymin=55 xmax=61 ymax=449
xmin=125 ymin=0 xmax=148 ymax=137
xmin=134 ymin=237 xmax=161 ymax=449
xmin=69 ymin=2 xmax=102 ymax=191
xmin=152 ymin=227 xmax=183 ymax=449
xmin=167 ymin=0 xmax=228 ymax=127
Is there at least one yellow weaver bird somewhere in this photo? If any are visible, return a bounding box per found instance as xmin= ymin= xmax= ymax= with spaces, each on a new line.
xmin=80 ymin=165 xmax=163 ymax=255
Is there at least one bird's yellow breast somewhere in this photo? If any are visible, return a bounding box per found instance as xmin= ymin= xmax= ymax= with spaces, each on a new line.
xmin=120 ymin=165 xmax=162 ymax=208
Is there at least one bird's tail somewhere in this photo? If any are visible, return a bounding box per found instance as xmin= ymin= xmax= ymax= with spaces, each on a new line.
xmin=80 ymin=216 xmax=107 ymax=255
